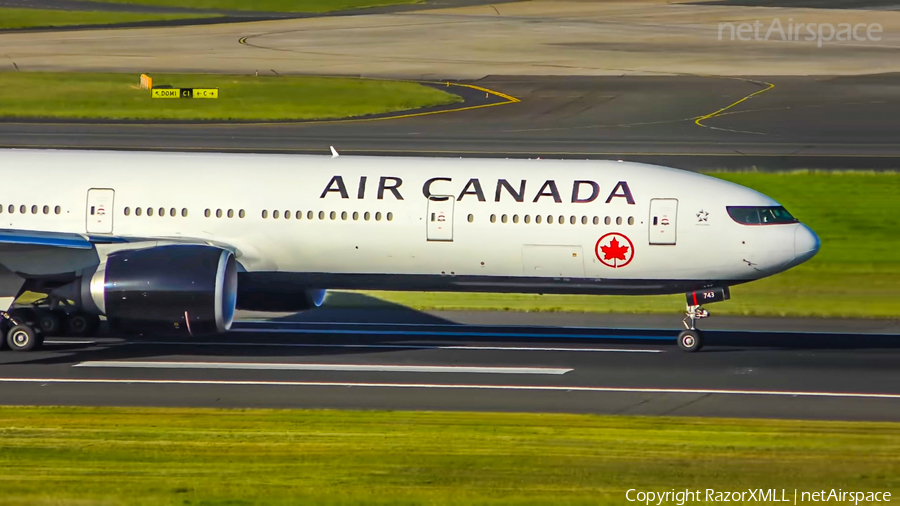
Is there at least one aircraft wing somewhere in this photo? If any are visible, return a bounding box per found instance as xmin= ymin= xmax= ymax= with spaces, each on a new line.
xmin=0 ymin=228 xmax=223 ymax=251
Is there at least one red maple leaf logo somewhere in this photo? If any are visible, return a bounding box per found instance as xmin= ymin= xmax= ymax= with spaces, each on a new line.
xmin=601 ymin=238 xmax=629 ymax=262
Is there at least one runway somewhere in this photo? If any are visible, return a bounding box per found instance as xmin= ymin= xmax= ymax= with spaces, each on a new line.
xmin=4 ymin=74 xmax=900 ymax=170
xmin=1 ymin=311 xmax=898 ymax=421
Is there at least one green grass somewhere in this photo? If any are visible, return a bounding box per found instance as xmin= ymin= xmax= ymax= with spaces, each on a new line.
xmin=0 ymin=8 xmax=216 ymax=30
xmin=0 ymin=407 xmax=898 ymax=505
xmin=0 ymin=72 xmax=460 ymax=120
xmin=351 ymin=172 xmax=900 ymax=318
xmin=96 ymin=0 xmax=421 ymax=13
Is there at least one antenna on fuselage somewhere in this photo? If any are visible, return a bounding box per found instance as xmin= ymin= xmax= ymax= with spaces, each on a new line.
xmin=330 ymin=146 xmax=340 ymax=158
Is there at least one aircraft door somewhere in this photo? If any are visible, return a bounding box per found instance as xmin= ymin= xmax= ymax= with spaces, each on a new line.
xmin=649 ymin=198 xmax=677 ymax=245
xmin=86 ymin=188 xmax=115 ymax=234
xmin=426 ymin=196 xmax=454 ymax=241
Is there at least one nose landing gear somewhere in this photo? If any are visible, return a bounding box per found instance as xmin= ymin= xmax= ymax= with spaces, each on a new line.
xmin=678 ymin=287 xmax=729 ymax=353
xmin=678 ymin=305 xmax=709 ymax=352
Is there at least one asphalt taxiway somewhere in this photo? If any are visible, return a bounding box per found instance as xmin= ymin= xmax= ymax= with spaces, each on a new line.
xmin=3 ymin=74 xmax=900 ymax=170
xmin=0 ymin=310 xmax=898 ymax=421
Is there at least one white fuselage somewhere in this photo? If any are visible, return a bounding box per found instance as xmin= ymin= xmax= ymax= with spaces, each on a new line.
xmin=0 ymin=149 xmax=818 ymax=296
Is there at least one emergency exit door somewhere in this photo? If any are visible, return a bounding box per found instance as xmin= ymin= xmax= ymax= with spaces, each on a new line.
xmin=649 ymin=198 xmax=677 ymax=245
xmin=427 ymin=196 xmax=454 ymax=241
xmin=86 ymin=188 xmax=115 ymax=234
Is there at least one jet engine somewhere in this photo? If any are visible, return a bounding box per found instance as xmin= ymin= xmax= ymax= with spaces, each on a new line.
xmin=79 ymin=245 xmax=238 ymax=335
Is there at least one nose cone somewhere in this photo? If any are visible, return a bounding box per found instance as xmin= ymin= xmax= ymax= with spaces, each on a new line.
xmin=794 ymin=224 xmax=821 ymax=264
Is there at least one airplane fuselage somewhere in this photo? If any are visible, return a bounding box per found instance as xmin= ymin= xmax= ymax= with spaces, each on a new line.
xmin=0 ymin=149 xmax=818 ymax=299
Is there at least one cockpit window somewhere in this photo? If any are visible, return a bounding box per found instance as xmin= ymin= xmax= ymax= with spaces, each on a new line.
xmin=727 ymin=206 xmax=798 ymax=225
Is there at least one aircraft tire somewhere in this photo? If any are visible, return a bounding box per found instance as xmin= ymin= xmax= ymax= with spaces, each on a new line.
xmin=677 ymin=329 xmax=703 ymax=353
xmin=6 ymin=324 xmax=38 ymax=352
xmin=35 ymin=309 xmax=62 ymax=337
xmin=65 ymin=313 xmax=101 ymax=337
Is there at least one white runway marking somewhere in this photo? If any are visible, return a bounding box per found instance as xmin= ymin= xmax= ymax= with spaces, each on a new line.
xmin=133 ymin=341 xmax=662 ymax=353
xmin=1 ymin=377 xmax=899 ymax=400
xmin=43 ymin=340 xmax=97 ymax=345
xmin=73 ymin=361 xmax=573 ymax=375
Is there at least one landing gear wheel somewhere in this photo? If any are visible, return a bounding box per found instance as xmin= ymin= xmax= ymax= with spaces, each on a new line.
xmin=65 ymin=313 xmax=101 ymax=337
xmin=35 ymin=309 xmax=62 ymax=337
xmin=677 ymin=329 xmax=703 ymax=353
xmin=7 ymin=324 xmax=39 ymax=352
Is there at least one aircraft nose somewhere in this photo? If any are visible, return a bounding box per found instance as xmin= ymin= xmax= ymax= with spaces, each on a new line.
xmin=794 ymin=224 xmax=820 ymax=264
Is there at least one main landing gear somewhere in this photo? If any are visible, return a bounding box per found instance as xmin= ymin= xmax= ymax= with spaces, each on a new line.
xmin=0 ymin=302 xmax=101 ymax=352
xmin=677 ymin=287 xmax=730 ymax=353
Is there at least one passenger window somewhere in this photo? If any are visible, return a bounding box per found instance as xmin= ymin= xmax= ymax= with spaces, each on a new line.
xmin=124 ymin=207 xmax=131 ymax=216
xmin=262 ymin=210 xmax=268 ymax=219
xmin=524 ymin=215 xmax=531 ymax=224
xmin=581 ymin=216 xmax=587 ymax=225
xmin=147 ymin=208 xmax=154 ymax=217
xmin=604 ymin=216 xmax=611 ymax=225
xmin=467 ymin=214 xmax=474 ymax=223
xmin=54 ymin=206 xmax=61 ymax=215
xmin=136 ymin=208 xmax=143 ymax=216
xmin=547 ymin=215 xmax=554 ymax=224
xmin=512 ymin=214 xmax=519 ymax=224
xmin=628 ymin=216 xmax=635 ymax=225
xmin=329 ymin=211 xmax=336 ymax=220
xmin=593 ymin=216 xmax=599 ymax=225
xmin=228 ymin=210 xmax=234 ymax=219
xmin=490 ymin=214 xmax=497 ymax=223
xmin=387 ymin=212 xmax=393 ymax=221
xmin=239 ymin=210 xmax=246 ymax=219
xmin=43 ymin=205 xmax=49 ymax=215
xmin=170 ymin=208 xmax=176 ymax=217
xmin=318 ymin=211 xmax=325 ymax=220
xmin=535 ymin=215 xmax=542 ymax=224
xmin=284 ymin=210 xmax=291 ymax=220
xmin=501 ymin=214 xmax=508 ymax=224
xmin=364 ymin=212 xmax=370 ymax=221
xmin=341 ymin=211 xmax=348 ymax=221
xmin=616 ymin=217 xmax=623 ymax=225
xmin=19 ymin=205 xmax=25 ymax=214
xmin=182 ymin=208 xmax=188 ymax=217
xmin=217 ymin=209 xmax=223 ymax=218
xmin=205 ymin=209 xmax=211 ymax=218
xmin=569 ymin=216 xmax=576 ymax=225
xmin=31 ymin=205 xmax=37 ymax=214
xmin=375 ymin=212 xmax=382 ymax=221
xmin=274 ymin=210 xmax=280 ymax=219
xmin=296 ymin=211 xmax=303 ymax=220
xmin=159 ymin=208 xmax=165 ymax=217
xmin=353 ymin=211 xmax=359 ymax=221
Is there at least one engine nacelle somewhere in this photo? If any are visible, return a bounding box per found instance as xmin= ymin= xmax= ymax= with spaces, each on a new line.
xmin=82 ymin=245 xmax=238 ymax=335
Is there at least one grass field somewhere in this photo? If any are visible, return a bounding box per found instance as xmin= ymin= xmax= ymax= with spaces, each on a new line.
xmin=0 ymin=407 xmax=897 ymax=505
xmin=97 ymin=0 xmax=421 ymax=13
xmin=0 ymin=8 xmax=216 ymax=30
xmin=0 ymin=72 xmax=460 ymax=120
xmin=353 ymin=172 xmax=900 ymax=318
